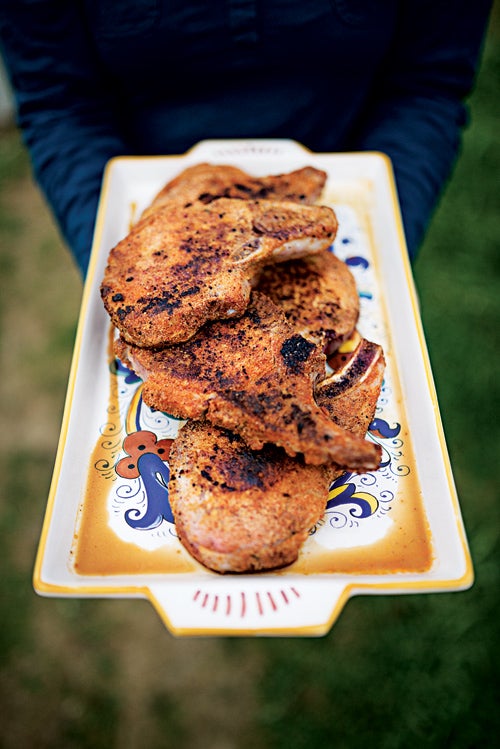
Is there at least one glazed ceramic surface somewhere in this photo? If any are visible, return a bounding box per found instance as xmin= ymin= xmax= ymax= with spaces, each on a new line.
xmin=33 ymin=140 xmax=473 ymax=636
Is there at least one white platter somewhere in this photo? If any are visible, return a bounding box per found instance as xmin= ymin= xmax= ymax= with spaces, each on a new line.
xmin=33 ymin=139 xmax=473 ymax=636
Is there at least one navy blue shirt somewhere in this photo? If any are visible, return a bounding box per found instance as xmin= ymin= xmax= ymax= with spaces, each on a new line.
xmin=0 ymin=1 xmax=491 ymax=275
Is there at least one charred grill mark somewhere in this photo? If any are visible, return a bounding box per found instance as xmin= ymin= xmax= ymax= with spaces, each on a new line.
xmin=323 ymin=341 xmax=379 ymax=396
xmin=180 ymin=286 xmax=201 ymax=298
xmin=116 ymin=305 xmax=135 ymax=320
xmin=200 ymin=183 xmax=275 ymax=203
xmin=234 ymin=183 xmax=255 ymax=194
xmin=138 ymin=291 xmax=182 ymax=315
xmin=214 ymin=445 xmax=271 ymax=491
xmin=167 ymin=357 xmax=203 ymax=380
xmin=212 ymin=367 xmax=239 ymax=390
xmin=232 ymin=183 xmax=254 ymax=193
xmin=246 ymin=305 xmax=263 ymax=326
xmin=225 ymin=389 xmax=279 ymax=417
xmin=281 ymin=402 xmax=317 ymax=435
xmin=198 ymin=192 xmax=215 ymax=203
xmin=280 ymin=335 xmax=316 ymax=373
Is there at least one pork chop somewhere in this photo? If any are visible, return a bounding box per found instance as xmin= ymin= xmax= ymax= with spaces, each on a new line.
xmin=167 ymin=335 xmax=385 ymax=573
xmin=115 ymin=292 xmax=381 ymax=471
xmin=256 ymin=249 xmax=359 ymax=354
xmin=101 ymin=198 xmax=338 ymax=348
xmin=169 ymin=421 xmax=332 ymax=573
xmin=141 ymin=163 xmax=327 ymax=218
xmin=316 ymin=337 xmax=385 ymax=435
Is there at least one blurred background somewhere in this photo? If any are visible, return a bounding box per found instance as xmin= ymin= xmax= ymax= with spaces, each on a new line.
xmin=1 ymin=7 xmax=499 ymax=748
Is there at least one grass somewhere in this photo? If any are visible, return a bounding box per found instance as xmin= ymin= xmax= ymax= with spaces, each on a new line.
xmin=0 ymin=10 xmax=499 ymax=748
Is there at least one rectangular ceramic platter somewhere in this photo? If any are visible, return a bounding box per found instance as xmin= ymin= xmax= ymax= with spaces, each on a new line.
xmin=34 ymin=139 xmax=473 ymax=636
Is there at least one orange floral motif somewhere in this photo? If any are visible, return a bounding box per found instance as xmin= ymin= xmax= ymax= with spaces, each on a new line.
xmin=115 ymin=430 xmax=173 ymax=479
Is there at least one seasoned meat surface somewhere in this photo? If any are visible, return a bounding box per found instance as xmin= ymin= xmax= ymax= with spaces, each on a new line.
xmin=317 ymin=337 xmax=386 ymax=435
xmin=101 ymin=160 xmax=387 ymax=573
xmin=142 ymin=162 xmax=327 ymax=217
xmin=101 ymin=198 xmax=337 ymax=348
xmin=115 ymin=292 xmax=381 ymax=471
xmin=257 ymin=249 xmax=359 ymax=352
xmin=169 ymin=422 xmax=332 ymax=573
xmin=168 ymin=335 xmax=385 ymax=573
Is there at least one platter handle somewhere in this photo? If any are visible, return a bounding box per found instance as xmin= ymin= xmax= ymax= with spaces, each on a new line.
xmin=186 ymin=138 xmax=311 ymax=161
xmin=147 ymin=578 xmax=349 ymax=637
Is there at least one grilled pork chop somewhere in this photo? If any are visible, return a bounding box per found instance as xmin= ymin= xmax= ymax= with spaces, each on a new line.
xmin=168 ymin=336 xmax=385 ymax=573
xmin=141 ymin=163 xmax=327 ymax=217
xmin=256 ymin=249 xmax=359 ymax=353
xmin=169 ymin=422 xmax=331 ymax=573
xmin=101 ymin=198 xmax=337 ymax=348
xmin=316 ymin=337 xmax=385 ymax=435
xmin=115 ymin=292 xmax=381 ymax=471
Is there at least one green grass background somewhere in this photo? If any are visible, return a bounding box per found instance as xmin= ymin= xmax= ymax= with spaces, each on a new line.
xmin=1 ymin=9 xmax=499 ymax=748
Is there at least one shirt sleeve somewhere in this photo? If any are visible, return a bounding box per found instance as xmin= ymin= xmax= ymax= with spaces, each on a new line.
xmin=0 ymin=0 xmax=128 ymax=276
xmin=349 ymin=0 xmax=492 ymax=260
